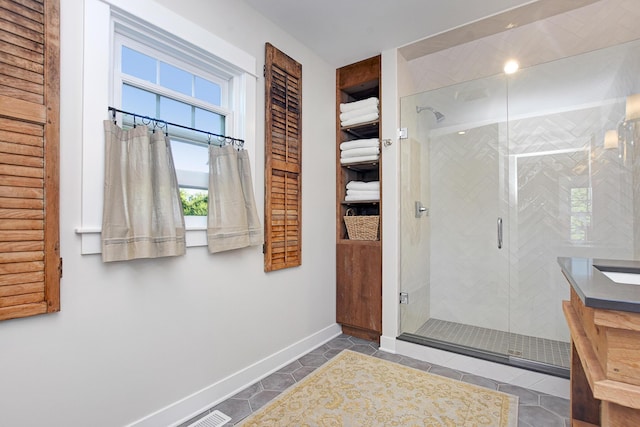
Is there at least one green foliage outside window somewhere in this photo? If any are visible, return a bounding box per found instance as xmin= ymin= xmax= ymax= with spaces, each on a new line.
xmin=570 ymin=187 xmax=591 ymax=242
xmin=180 ymin=189 xmax=208 ymax=216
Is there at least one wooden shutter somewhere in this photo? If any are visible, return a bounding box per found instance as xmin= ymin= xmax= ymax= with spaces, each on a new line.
xmin=264 ymin=43 xmax=302 ymax=272
xmin=0 ymin=0 xmax=60 ymax=321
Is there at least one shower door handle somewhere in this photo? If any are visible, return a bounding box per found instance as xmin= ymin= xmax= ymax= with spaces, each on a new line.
xmin=497 ymin=217 xmax=503 ymax=249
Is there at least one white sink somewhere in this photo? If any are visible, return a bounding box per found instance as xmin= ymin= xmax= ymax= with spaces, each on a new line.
xmin=600 ymin=271 xmax=640 ymax=286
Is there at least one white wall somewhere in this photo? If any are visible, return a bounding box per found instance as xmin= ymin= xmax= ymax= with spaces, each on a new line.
xmin=379 ymin=49 xmax=400 ymax=352
xmin=0 ymin=1 xmax=336 ymax=426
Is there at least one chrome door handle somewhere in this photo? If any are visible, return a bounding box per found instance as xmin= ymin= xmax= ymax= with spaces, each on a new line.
xmin=497 ymin=217 xmax=503 ymax=249
xmin=415 ymin=201 xmax=429 ymax=218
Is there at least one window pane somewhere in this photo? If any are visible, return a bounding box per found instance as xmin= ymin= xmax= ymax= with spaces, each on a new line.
xmin=195 ymin=76 xmax=221 ymax=105
xmin=160 ymin=96 xmax=192 ymax=127
xmin=121 ymin=46 xmax=156 ymax=83
xmin=570 ymin=187 xmax=592 ymax=242
xmin=171 ymin=140 xmax=208 ymax=174
xmin=122 ymin=84 xmax=157 ymax=117
xmin=180 ymin=188 xmax=208 ymax=216
xmin=195 ymin=108 xmax=224 ymax=135
xmin=160 ymin=62 xmax=192 ymax=97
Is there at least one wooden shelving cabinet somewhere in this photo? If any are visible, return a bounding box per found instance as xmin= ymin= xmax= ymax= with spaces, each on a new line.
xmin=335 ymin=55 xmax=382 ymax=342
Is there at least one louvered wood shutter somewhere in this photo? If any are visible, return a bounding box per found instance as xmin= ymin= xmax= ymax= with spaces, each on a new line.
xmin=0 ymin=0 xmax=60 ymax=321
xmin=264 ymin=43 xmax=302 ymax=272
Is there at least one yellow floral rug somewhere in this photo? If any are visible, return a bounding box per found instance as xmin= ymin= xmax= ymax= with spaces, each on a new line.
xmin=237 ymin=349 xmax=518 ymax=426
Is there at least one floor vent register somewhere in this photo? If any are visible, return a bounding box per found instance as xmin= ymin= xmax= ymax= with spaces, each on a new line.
xmin=186 ymin=410 xmax=231 ymax=427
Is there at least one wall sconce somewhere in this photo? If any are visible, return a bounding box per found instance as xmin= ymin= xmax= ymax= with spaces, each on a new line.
xmin=607 ymin=94 xmax=640 ymax=163
xmin=604 ymin=130 xmax=618 ymax=149
xmin=626 ymin=93 xmax=640 ymax=122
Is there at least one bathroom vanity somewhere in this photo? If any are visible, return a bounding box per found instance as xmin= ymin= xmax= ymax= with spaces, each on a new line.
xmin=558 ymin=257 xmax=640 ymax=427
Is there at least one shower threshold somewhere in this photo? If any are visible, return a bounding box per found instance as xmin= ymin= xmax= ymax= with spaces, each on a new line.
xmin=397 ymin=318 xmax=570 ymax=379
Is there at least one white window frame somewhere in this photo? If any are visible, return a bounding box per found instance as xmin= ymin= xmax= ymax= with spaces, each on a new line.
xmin=113 ymin=32 xmax=233 ymax=230
xmin=77 ymin=0 xmax=258 ymax=254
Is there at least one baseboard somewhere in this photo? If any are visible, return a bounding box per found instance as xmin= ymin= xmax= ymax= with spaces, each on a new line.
xmin=126 ymin=323 xmax=343 ymax=427
xmin=379 ymin=334 xmax=397 ymax=353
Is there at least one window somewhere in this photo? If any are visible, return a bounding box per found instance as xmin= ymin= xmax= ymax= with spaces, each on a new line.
xmin=113 ymin=33 xmax=235 ymax=223
xmin=570 ymin=187 xmax=592 ymax=242
xmin=79 ymin=1 xmax=257 ymax=254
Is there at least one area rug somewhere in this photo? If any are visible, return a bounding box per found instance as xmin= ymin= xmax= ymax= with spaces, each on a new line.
xmin=237 ymin=349 xmax=518 ymax=426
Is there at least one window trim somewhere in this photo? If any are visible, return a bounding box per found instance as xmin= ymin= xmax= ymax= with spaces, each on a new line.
xmin=77 ymin=0 xmax=258 ymax=254
xmin=115 ymin=34 xmax=231 ymax=229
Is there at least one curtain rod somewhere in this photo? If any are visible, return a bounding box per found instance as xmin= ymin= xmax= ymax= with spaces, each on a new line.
xmin=108 ymin=106 xmax=244 ymax=148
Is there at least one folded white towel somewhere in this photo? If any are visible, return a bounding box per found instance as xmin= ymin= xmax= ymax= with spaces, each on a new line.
xmin=340 ymin=154 xmax=379 ymax=164
xmin=346 ymin=189 xmax=380 ymax=197
xmin=341 ymin=112 xmax=379 ymax=127
xmin=346 ymin=181 xmax=380 ymax=191
xmin=340 ymin=97 xmax=379 ymax=113
xmin=345 ymin=194 xmax=380 ymax=201
xmin=340 ymin=146 xmax=380 ymax=158
xmin=339 ymin=105 xmax=378 ymax=122
xmin=340 ymin=139 xmax=379 ymax=151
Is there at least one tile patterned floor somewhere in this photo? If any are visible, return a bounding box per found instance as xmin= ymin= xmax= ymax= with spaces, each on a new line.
xmin=180 ymin=334 xmax=570 ymax=427
xmin=416 ymin=318 xmax=571 ymax=368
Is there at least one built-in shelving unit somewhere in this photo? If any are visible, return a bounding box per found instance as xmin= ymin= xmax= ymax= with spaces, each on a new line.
xmin=335 ymin=55 xmax=382 ymax=342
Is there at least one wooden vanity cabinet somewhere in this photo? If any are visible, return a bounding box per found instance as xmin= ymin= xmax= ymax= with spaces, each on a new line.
xmin=563 ymin=288 xmax=640 ymax=426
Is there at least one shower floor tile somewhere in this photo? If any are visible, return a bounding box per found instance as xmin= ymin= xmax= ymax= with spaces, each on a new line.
xmin=415 ymin=318 xmax=570 ymax=368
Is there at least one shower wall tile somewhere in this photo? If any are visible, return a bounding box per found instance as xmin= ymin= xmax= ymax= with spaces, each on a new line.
xmin=422 ymin=105 xmax=635 ymax=342
xmin=506 ymin=106 xmax=634 ymax=341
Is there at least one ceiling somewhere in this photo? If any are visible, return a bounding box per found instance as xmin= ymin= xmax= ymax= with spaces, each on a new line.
xmin=242 ymin=0 xmax=544 ymax=67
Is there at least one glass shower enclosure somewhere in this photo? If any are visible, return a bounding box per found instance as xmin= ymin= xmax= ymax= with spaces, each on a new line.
xmin=398 ymin=39 xmax=640 ymax=376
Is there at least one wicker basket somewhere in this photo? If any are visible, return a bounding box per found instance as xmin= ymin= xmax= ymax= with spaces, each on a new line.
xmin=344 ymin=209 xmax=379 ymax=240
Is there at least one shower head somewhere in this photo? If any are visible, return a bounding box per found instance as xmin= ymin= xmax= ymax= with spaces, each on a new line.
xmin=416 ymin=106 xmax=445 ymax=123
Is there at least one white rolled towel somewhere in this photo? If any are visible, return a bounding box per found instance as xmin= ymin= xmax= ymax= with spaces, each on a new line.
xmin=339 ymin=105 xmax=378 ymax=122
xmin=341 ymin=146 xmax=380 ymax=158
xmin=340 ymin=138 xmax=379 ymax=151
xmin=340 ymin=97 xmax=379 ymax=113
xmin=340 ymin=154 xmax=379 ymax=164
xmin=341 ymin=112 xmax=379 ymax=127
xmin=346 ymin=180 xmax=380 ymax=191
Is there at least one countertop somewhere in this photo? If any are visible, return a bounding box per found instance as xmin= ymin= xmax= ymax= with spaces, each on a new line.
xmin=558 ymin=256 xmax=640 ymax=313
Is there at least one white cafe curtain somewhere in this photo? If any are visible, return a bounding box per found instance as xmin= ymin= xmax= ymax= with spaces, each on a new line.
xmin=101 ymin=120 xmax=186 ymax=262
xmin=207 ymin=144 xmax=263 ymax=253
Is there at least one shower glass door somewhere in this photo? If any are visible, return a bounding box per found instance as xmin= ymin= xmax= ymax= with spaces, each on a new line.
xmin=398 ymin=74 xmax=512 ymax=359
xmin=399 ymin=37 xmax=640 ymax=374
